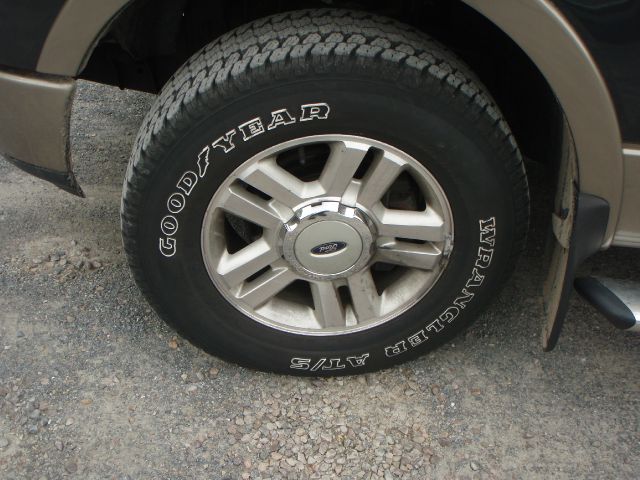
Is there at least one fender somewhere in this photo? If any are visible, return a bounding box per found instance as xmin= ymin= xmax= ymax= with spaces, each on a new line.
xmin=34 ymin=0 xmax=624 ymax=245
xmin=462 ymin=0 xmax=624 ymax=348
xmin=10 ymin=0 xmax=626 ymax=347
xmin=464 ymin=0 xmax=623 ymax=247
xmin=36 ymin=0 xmax=130 ymax=76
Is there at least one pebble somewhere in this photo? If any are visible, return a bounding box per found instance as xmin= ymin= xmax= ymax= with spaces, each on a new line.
xmin=438 ymin=438 xmax=452 ymax=447
xmin=0 ymin=438 xmax=9 ymax=448
xmin=55 ymin=440 xmax=64 ymax=451
xmin=470 ymin=461 xmax=480 ymax=471
xmin=65 ymin=461 xmax=78 ymax=474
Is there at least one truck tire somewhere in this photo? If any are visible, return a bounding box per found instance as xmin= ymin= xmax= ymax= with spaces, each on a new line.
xmin=121 ymin=9 xmax=528 ymax=375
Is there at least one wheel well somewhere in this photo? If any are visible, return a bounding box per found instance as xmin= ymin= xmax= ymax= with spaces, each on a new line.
xmin=79 ymin=0 xmax=563 ymax=165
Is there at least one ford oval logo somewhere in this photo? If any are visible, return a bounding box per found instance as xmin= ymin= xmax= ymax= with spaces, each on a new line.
xmin=310 ymin=241 xmax=347 ymax=256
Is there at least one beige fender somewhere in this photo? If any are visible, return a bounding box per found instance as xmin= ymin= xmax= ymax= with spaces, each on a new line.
xmin=0 ymin=0 xmax=130 ymax=194
xmin=463 ymin=0 xmax=623 ymax=247
xmin=34 ymin=0 xmax=625 ymax=244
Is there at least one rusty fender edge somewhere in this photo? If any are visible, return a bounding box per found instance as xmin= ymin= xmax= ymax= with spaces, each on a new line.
xmin=0 ymin=68 xmax=83 ymax=197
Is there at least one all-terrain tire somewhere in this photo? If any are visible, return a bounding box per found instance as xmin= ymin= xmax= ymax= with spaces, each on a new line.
xmin=121 ymin=9 xmax=529 ymax=375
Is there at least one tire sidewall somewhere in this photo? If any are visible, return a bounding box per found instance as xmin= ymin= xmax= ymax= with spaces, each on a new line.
xmin=134 ymin=76 xmax=515 ymax=374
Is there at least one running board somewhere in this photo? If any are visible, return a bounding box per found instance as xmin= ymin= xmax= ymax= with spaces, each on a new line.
xmin=574 ymin=277 xmax=640 ymax=331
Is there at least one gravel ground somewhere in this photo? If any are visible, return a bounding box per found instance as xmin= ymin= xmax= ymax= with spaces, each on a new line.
xmin=1 ymin=81 xmax=639 ymax=479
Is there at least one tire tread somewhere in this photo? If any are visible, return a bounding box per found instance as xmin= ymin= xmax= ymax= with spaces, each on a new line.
xmin=121 ymin=9 xmax=529 ymax=350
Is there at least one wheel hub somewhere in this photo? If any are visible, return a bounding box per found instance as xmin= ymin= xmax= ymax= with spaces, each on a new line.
xmin=282 ymin=201 xmax=375 ymax=280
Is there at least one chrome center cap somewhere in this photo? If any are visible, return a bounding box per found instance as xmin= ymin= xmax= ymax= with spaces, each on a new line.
xmin=282 ymin=201 xmax=375 ymax=280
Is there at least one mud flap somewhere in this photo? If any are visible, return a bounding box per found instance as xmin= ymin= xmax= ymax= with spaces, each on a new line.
xmin=541 ymin=111 xmax=612 ymax=350
xmin=541 ymin=122 xmax=610 ymax=350
xmin=542 ymin=192 xmax=609 ymax=349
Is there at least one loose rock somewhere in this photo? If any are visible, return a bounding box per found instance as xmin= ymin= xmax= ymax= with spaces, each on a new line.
xmin=65 ymin=461 xmax=78 ymax=474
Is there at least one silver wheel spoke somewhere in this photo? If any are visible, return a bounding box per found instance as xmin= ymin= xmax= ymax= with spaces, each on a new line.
xmin=347 ymin=269 xmax=379 ymax=322
xmin=216 ymin=239 xmax=281 ymax=287
xmin=202 ymin=134 xmax=454 ymax=336
xmin=218 ymin=185 xmax=283 ymax=229
xmin=236 ymin=263 xmax=297 ymax=309
xmin=376 ymin=208 xmax=445 ymax=242
xmin=311 ymin=281 xmax=346 ymax=328
xmin=356 ymin=150 xmax=406 ymax=209
xmin=319 ymin=140 xmax=370 ymax=198
xmin=242 ymin=156 xmax=306 ymax=208
xmin=377 ymin=240 xmax=443 ymax=270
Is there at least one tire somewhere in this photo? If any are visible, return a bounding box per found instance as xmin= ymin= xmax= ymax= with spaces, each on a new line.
xmin=121 ymin=9 xmax=528 ymax=375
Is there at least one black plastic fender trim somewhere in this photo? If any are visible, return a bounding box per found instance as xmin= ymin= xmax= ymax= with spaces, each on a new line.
xmin=542 ymin=193 xmax=609 ymax=350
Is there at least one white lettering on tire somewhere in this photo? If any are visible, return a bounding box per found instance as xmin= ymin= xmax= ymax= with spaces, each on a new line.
xmin=159 ymin=237 xmax=177 ymax=258
xmin=384 ymin=217 xmax=497 ymax=357
xmin=268 ymin=108 xmax=297 ymax=130
xmin=238 ymin=118 xmax=265 ymax=141
xmin=167 ymin=193 xmax=186 ymax=214
xmin=212 ymin=130 xmax=237 ymax=153
xmin=300 ymin=103 xmax=330 ymax=121
xmin=290 ymin=353 xmax=370 ymax=371
xmin=158 ymin=103 xmax=331 ymax=258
